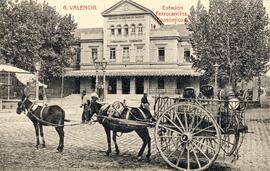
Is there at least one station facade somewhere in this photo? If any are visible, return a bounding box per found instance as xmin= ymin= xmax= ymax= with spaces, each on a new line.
xmin=65 ymin=0 xmax=202 ymax=97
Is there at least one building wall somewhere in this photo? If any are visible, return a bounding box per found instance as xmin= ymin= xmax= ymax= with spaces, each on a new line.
xmin=104 ymin=14 xmax=150 ymax=63
xmin=150 ymin=39 xmax=178 ymax=63
xmin=80 ymin=42 xmax=103 ymax=69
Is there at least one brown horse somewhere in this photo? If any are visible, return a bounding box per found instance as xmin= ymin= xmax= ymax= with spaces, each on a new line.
xmin=16 ymin=95 xmax=67 ymax=152
xmin=88 ymin=100 xmax=152 ymax=161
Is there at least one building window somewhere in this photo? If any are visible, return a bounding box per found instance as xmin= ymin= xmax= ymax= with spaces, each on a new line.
xmin=184 ymin=49 xmax=191 ymax=62
xmin=91 ymin=48 xmax=97 ymax=62
xmin=110 ymin=48 xmax=116 ymax=60
xmin=136 ymin=46 xmax=143 ymax=62
xmin=117 ymin=25 xmax=121 ymax=36
xmin=124 ymin=24 xmax=128 ymax=36
xmin=131 ymin=24 xmax=135 ymax=35
xmin=158 ymin=47 xmax=165 ymax=62
xmin=158 ymin=77 xmax=165 ymax=89
xmin=138 ymin=24 xmax=143 ymax=34
xmin=110 ymin=25 xmax=115 ymax=36
xmin=123 ymin=47 xmax=129 ymax=61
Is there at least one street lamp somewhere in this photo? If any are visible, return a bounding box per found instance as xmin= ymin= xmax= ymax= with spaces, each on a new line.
xmin=94 ymin=62 xmax=99 ymax=93
xmin=93 ymin=58 xmax=108 ymax=101
xmin=101 ymin=58 xmax=108 ymax=101
xmin=35 ymin=61 xmax=41 ymax=101
xmin=213 ymin=63 xmax=219 ymax=99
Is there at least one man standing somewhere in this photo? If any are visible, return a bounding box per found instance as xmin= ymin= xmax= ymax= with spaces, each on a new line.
xmin=141 ymin=93 xmax=150 ymax=111
xmin=80 ymin=90 xmax=91 ymax=123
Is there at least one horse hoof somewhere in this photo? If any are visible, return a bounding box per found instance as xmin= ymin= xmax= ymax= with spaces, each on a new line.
xmin=57 ymin=149 xmax=63 ymax=153
xmin=116 ymin=150 xmax=120 ymax=156
xmin=146 ymin=157 xmax=151 ymax=163
xmin=42 ymin=144 xmax=46 ymax=148
xmin=137 ymin=156 xmax=143 ymax=161
xmin=35 ymin=145 xmax=39 ymax=149
xmin=105 ymin=151 xmax=111 ymax=156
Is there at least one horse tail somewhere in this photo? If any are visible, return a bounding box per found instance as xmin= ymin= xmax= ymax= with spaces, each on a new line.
xmin=64 ymin=119 xmax=71 ymax=122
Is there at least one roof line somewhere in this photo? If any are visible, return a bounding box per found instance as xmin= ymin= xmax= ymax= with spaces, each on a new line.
xmin=101 ymin=0 xmax=163 ymax=25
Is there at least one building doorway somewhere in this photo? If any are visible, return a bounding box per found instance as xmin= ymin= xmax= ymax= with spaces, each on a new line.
xmin=108 ymin=77 xmax=117 ymax=94
xmin=122 ymin=77 xmax=130 ymax=94
xmin=135 ymin=77 xmax=144 ymax=94
xmin=74 ymin=78 xmax=80 ymax=94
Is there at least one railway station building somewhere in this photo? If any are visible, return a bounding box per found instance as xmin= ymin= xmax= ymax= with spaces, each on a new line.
xmin=64 ymin=0 xmax=202 ymax=98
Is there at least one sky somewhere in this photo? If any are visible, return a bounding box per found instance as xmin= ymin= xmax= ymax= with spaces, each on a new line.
xmin=37 ymin=0 xmax=270 ymax=28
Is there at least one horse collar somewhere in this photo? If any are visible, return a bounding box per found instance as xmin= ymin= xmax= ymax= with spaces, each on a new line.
xmin=28 ymin=103 xmax=46 ymax=121
xmin=29 ymin=103 xmax=39 ymax=112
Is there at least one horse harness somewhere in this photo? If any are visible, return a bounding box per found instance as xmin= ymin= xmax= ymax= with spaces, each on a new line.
xmin=26 ymin=103 xmax=46 ymax=123
xmin=104 ymin=102 xmax=148 ymax=123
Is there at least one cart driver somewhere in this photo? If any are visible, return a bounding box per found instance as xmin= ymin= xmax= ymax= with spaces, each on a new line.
xmin=141 ymin=93 xmax=150 ymax=111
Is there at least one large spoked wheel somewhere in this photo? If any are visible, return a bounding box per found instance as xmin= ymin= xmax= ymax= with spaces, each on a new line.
xmin=220 ymin=115 xmax=240 ymax=156
xmin=155 ymin=103 xmax=221 ymax=171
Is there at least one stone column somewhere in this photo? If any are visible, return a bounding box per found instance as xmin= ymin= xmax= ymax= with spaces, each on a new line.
xmin=130 ymin=77 xmax=136 ymax=94
xmin=117 ymin=78 xmax=122 ymax=94
xmin=144 ymin=77 xmax=150 ymax=94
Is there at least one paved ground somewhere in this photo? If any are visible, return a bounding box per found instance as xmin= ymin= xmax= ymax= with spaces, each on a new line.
xmin=0 ymin=98 xmax=270 ymax=171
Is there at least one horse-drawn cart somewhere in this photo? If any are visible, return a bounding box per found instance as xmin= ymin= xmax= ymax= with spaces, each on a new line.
xmin=153 ymin=94 xmax=248 ymax=171
xmin=94 ymin=90 xmax=248 ymax=171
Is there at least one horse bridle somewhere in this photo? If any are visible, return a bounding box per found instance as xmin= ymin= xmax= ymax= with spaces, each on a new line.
xmin=19 ymin=98 xmax=29 ymax=114
xmin=20 ymin=98 xmax=40 ymax=117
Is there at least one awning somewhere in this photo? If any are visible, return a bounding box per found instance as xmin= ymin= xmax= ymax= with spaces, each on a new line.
xmin=0 ymin=64 xmax=47 ymax=88
xmin=0 ymin=64 xmax=29 ymax=73
xmin=65 ymin=68 xmax=202 ymax=77
xmin=15 ymin=73 xmax=47 ymax=88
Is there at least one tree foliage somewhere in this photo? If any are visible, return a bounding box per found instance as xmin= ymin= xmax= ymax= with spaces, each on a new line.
xmin=188 ymin=0 xmax=270 ymax=86
xmin=0 ymin=0 xmax=77 ymax=82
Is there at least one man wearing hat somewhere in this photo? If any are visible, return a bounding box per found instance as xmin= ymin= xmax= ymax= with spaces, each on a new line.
xmin=141 ymin=93 xmax=150 ymax=111
xmin=80 ymin=90 xmax=91 ymax=123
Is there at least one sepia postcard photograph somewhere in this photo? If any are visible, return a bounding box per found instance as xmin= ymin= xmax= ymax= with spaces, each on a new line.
xmin=0 ymin=0 xmax=270 ymax=170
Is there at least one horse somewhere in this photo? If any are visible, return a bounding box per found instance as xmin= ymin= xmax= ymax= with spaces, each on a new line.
xmin=16 ymin=95 xmax=66 ymax=152
xmin=88 ymin=100 xmax=152 ymax=161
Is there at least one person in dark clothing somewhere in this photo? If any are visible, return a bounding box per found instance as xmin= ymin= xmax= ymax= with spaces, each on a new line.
xmin=80 ymin=90 xmax=91 ymax=123
xmin=141 ymin=93 xmax=150 ymax=111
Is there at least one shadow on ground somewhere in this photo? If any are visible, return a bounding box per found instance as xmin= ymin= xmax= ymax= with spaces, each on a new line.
xmin=0 ymin=140 xmax=236 ymax=171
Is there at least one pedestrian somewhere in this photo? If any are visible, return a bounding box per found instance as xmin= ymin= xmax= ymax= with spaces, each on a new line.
xmin=97 ymin=82 xmax=103 ymax=98
xmin=80 ymin=90 xmax=91 ymax=123
xmin=140 ymin=93 xmax=150 ymax=111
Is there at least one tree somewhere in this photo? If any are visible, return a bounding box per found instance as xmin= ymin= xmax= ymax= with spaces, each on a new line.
xmin=188 ymin=0 xmax=270 ymax=87
xmin=0 ymin=0 xmax=77 ymax=82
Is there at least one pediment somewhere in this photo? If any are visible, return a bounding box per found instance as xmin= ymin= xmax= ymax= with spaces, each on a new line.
xmin=102 ymin=0 xmax=151 ymax=16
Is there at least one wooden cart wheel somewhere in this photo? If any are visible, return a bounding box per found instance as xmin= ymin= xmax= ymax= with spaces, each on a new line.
xmin=220 ymin=115 xmax=240 ymax=156
xmin=155 ymin=103 xmax=221 ymax=171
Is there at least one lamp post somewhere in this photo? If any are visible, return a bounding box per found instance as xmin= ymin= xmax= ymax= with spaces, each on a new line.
xmin=93 ymin=58 xmax=108 ymax=101
xmin=35 ymin=61 xmax=41 ymax=101
xmin=213 ymin=63 xmax=219 ymax=99
xmin=94 ymin=62 xmax=99 ymax=93
xmin=101 ymin=58 xmax=108 ymax=101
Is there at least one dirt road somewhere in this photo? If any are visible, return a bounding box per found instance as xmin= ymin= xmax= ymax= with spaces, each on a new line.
xmin=0 ymin=103 xmax=269 ymax=171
